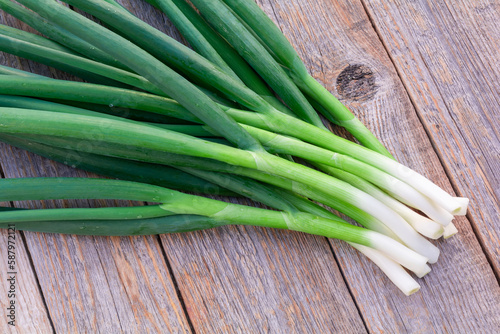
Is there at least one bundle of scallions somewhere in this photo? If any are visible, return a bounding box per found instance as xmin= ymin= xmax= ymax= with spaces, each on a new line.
xmin=0 ymin=0 xmax=468 ymax=296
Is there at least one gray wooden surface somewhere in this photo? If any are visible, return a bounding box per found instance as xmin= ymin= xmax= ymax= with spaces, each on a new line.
xmin=0 ymin=0 xmax=499 ymax=333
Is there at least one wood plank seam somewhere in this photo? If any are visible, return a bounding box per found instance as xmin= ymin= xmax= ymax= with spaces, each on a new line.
xmin=308 ymin=20 xmax=371 ymax=333
xmin=325 ymin=238 xmax=370 ymax=333
xmin=156 ymin=235 xmax=196 ymax=334
xmin=91 ymin=238 xmax=128 ymax=333
xmin=357 ymin=0 xmax=500 ymax=285
xmin=18 ymin=231 xmax=57 ymax=334
xmin=414 ymin=63 xmax=500 ymax=283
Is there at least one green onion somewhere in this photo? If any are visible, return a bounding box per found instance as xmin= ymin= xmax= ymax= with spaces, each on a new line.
xmin=318 ymin=165 xmax=444 ymax=239
xmin=225 ymin=108 xmax=465 ymax=214
xmin=155 ymin=0 xmax=241 ymax=80
xmin=0 ymin=151 xmax=423 ymax=293
xmin=0 ymin=23 xmax=76 ymax=54
xmin=0 ymin=209 xmax=226 ymax=236
xmin=443 ymin=223 xmax=459 ymax=239
xmin=8 ymin=129 xmax=430 ymax=247
xmin=150 ymin=0 xmax=293 ymax=115
xmin=56 ymin=0 xmax=297 ymax=119
xmin=0 ymin=177 xmax=430 ymax=275
xmin=0 ymin=205 xmax=175 ymax=223
xmin=0 ymin=76 xmax=200 ymax=123
xmin=241 ymin=125 xmax=454 ymax=226
xmin=17 ymin=0 xmax=263 ymax=151
xmin=0 ymin=0 xmax=468 ymax=294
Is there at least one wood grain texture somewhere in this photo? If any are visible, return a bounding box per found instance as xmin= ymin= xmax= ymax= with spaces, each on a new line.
xmin=259 ymin=0 xmax=500 ymax=332
xmin=0 ymin=228 xmax=54 ymax=334
xmin=161 ymin=218 xmax=366 ymax=333
xmin=361 ymin=0 xmax=500 ymax=276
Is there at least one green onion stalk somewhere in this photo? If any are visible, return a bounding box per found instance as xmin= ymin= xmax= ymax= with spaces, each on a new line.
xmin=317 ymin=166 xmax=444 ymax=239
xmin=1 ymin=130 xmax=398 ymax=242
xmin=0 ymin=78 xmax=449 ymax=229
xmin=0 ymin=130 xmax=398 ymax=245
xmin=17 ymin=127 xmax=435 ymax=246
xmin=151 ymin=0 xmax=241 ymax=81
xmin=0 ymin=133 xmax=235 ymax=196
xmin=0 ymin=23 xmax=76 ymax=54
xmin=17 ymin=0 xmax=267 ymax=153
xmin=51 ymin=0 xmax=303 ymax=120
xmin=240 ymin=125 xmax=454 ymax=226
xmin=0 ymin=206 xmax=227 ymax=235
xmin=4 ymin=125 xmax=439 ymax=285
xmin=0 ymin=81 xmax=461 ymax=254
xmin=0 ymin=19 xmax=237 ymax=108
xmin=57 ymin=0 xmax=323 ymax=127
xmin=0 ymin=177 xmax=430 ymax=280
xmin=182 ymin=0 xmax=325 ymax=128
xmin=443 ymin=223 xmax=459 ymax=239
xmin=5 ymin=178 xmax=423 ymax=295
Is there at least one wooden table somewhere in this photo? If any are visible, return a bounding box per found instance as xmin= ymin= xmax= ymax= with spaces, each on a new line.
xmin=0 ymin=0 xmax=499 ymax=333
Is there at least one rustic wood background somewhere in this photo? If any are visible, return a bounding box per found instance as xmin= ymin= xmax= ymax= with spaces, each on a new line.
xmin=0 ymin=0 xmax=499 ymax=333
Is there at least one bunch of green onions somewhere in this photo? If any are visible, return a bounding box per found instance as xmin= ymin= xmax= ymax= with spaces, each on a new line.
xmin=0 ymin=0 xmax=467 ymax=295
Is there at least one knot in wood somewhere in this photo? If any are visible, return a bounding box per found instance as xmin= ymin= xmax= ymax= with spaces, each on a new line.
xmin=336 ymin=64 xmax=377 ymax=101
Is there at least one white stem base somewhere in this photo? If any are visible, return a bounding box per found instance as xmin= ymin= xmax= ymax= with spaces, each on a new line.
xmin=368 ymin=231 xmax=429 ymax=276
xmin=350 ymin=243 xmax=421 ymax=296
xmin=405 ymin=211 xmax=444 ymax=239
xmin=356 ymin=193 xmax=441 ymax=263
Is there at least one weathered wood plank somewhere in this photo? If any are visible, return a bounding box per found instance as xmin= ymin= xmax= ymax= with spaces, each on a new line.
xmin=362 ymin=0 xmax=500 ymax=276
xmin=259 ymin=0 xmax=500 ymax=332
xmin=162 ymin=221 xmax=367 ymax=333
xmin=0 ymin=228 xmax=54 ymax=334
